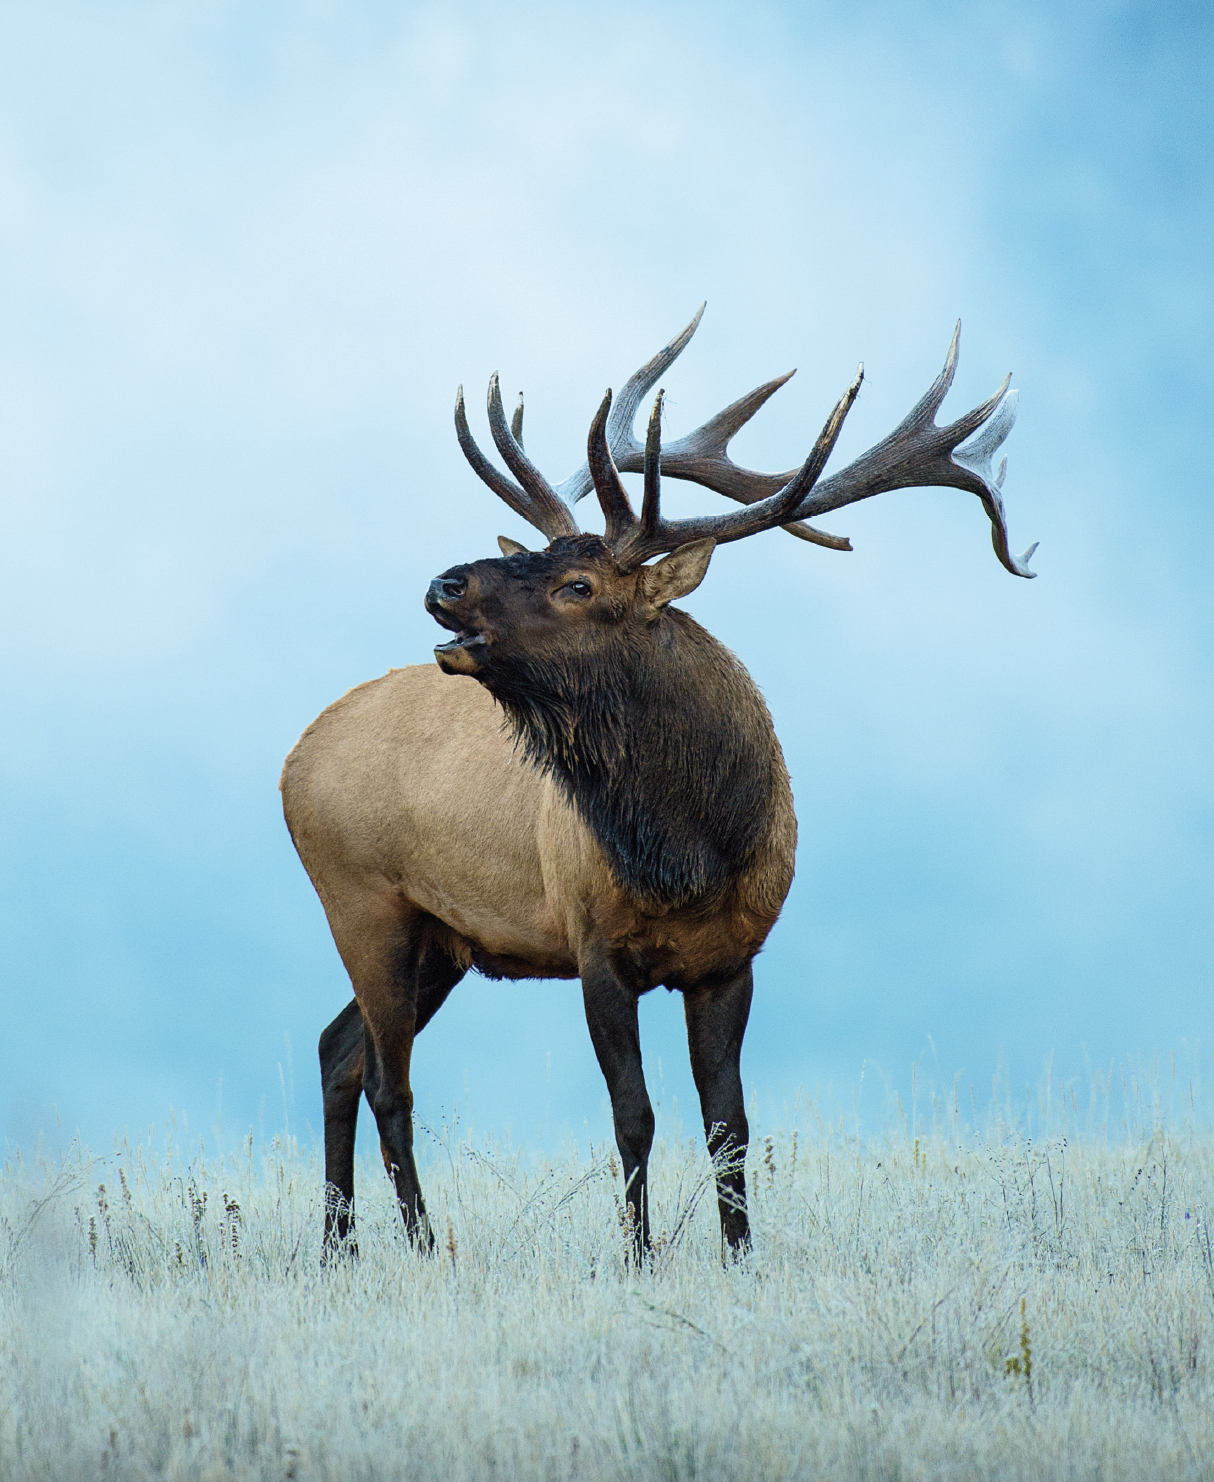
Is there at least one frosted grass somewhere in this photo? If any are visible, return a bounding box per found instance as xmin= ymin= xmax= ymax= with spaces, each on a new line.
xmin=4 ymin=1099 xmax=1214 ymax=1480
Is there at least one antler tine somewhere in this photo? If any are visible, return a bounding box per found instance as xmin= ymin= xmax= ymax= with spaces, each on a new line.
xmin=612 ymin=368 xmax=864 ymax=571
xmin=951 ymin=387 xmax=1037 ymax=575
xmin=511 ymin=393 xmax=525 ymax=448
xmin=587 ymin=390 xmax=637 ymax=544
xmin=548 ymin=305 xmax=847 ymax=550
xmin=486 ymin=374 xmax=580 ymax=540
xmin=789 ymin=325 xmax=1037 ymax=578
xmin=553 ymin=305 xmax=706 ymax=507
xmin=455 ymin=385 xmax=542 ymax=528
xmin=643 ymin=370 xmax=795 ymax=495
xmin=611 ymin=361 xmax=855 ymax=553
xmin=781 ymin=519 xmax=853 ymax=550
xmin=607 ymin=304 xmax=705 ymax=466
xmin=901 ymin=319 xmax=961 ymax=431
xmin=640 ymin=391 xmax=663 ymax=538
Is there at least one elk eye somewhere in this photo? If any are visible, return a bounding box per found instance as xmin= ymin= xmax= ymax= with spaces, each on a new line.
xmin=568 ymin=580 xmax=592 ymax=598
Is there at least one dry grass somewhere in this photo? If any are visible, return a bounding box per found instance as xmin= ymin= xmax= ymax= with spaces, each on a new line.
xmin=4 ymin=1093 xmax=1214 ymax=1481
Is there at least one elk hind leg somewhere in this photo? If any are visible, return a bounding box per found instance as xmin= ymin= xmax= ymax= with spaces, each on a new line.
xmin=684 ymin=965 xmax=753 ymax=1256
xmin=581 ymin=948 xmax=655 ymax=1264
xmin=320 ymin=998 xmax=366 ymax=1255
xmin=357 ymin=913 xmax=465 ymax=1250
xmin=318 ymin=946 xmax=464 ymax=1259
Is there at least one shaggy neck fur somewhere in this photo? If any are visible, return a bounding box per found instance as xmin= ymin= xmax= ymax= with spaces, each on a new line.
xmin=486 ymin=607 xmax=779 ymax=909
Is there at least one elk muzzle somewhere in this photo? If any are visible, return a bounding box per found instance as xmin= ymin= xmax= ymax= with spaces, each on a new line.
xmin=426 ymin=572 xmax=488 ymax=676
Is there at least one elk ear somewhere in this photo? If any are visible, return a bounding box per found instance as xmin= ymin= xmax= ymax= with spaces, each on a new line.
xmin=497 ymin=535 xmax=530 ymax=557
xmin=640 ymin=538 xmax=716 ymax=610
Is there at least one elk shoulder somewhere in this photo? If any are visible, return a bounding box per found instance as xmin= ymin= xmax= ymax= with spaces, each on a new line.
xmin=281 ymin=662 xmax=794 ymax=990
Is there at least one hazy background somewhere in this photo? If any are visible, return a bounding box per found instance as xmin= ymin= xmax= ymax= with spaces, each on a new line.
xmin=2 ymin=0 xmax=1211 ymax=1157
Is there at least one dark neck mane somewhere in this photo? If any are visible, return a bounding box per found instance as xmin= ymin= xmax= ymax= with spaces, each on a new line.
xmin=488 ymin=610 xmax=779 ymax=908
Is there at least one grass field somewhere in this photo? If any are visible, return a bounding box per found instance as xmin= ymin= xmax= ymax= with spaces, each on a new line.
xmin=5 ymin=1082 xmax=1214 ymax=1481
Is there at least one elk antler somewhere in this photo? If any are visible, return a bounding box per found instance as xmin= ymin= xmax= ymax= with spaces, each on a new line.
xmin=455 ymin=307 xmax=847 ymax=551
xmin=453 ymin=309 xmax=1035 ymax=577
xmin=454 ymin=377 xmax=578 ymax=542
xmin=553 ymin=306 xmax=850 ymax=551
xmin=782 ymin=323 xmax=1035 ymax=577
xmin=586 ymin=373 xmax=864 ymax=570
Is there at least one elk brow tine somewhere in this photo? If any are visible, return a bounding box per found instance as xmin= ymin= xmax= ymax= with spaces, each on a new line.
xmin=454 ymin=385 xmax=538 ymax=526
xmin=486 ymin=374 xmax=550 ymax=502
xmin=586 ymin=389 xmax=637 ymax=543
xmin=486 ymin=374 xmax=579 ymax=539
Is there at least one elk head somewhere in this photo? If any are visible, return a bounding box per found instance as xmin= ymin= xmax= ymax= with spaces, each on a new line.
xmin=425 ymin=531 xmax=716 ymax=680
xmin=428 ymin=305 xmax=1034 ymax=688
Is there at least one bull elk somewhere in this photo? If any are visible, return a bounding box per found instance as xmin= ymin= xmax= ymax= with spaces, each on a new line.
xmin=281 ymin=307 xmax=1033 ymax=1261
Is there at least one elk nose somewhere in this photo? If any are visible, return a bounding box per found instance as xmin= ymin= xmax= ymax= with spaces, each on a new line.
xmin=427 ymin=575 xmax=467 ymax=606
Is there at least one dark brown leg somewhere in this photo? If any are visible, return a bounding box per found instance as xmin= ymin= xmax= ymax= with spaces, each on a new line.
xmin=684 ymin=964 xmax=753 ymax=1257
xmin=581 ymin=947 xmax=654 ymax=1264
xmin=359 ymin=918 xmax=465 ymax=1250
xmin=361 ymin=1004 xmax=429 ymax=1245
xmin=319 ymin=998 xmax=365 ymax=1255
xmin=320 ymin=905 xmax=464 ymax=1256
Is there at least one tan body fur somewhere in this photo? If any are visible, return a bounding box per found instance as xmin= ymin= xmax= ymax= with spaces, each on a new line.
xmin=282 ymin=663 xmax=795 ymax=996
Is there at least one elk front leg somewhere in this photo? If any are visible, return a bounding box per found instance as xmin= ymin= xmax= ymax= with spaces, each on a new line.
xmin=319 ymin=998 xmax=365 ymax=1255
xmin=581 ymin=948 xmax=654 ymax=1263
xmin=684 ymin=964 xmax=753 ymax=1256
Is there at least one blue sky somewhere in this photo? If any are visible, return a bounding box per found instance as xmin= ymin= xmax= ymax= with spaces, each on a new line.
xmin=2 ymin=1 xmax=1211 ymax=1156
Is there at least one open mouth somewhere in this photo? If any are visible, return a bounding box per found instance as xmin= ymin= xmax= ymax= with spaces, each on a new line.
xmin=425 ymin=581 xmax=490 ymax=660
xmin=427 ymin=601 xmax=489 ymax=654
xmin=434 ymin=628 xmax=487 ymax=654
